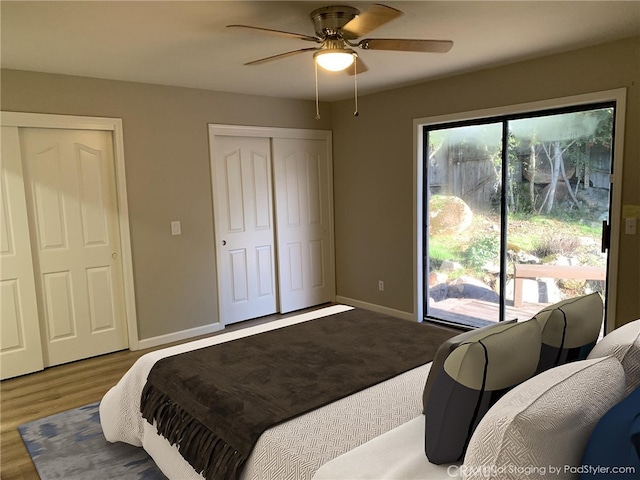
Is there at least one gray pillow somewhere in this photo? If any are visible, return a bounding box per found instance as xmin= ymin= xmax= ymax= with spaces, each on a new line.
xmin=532 ymin=292 xmax=603 ymax=373
xmin=422 ymin=320 xmax=516 ymax=413
xmin=424 ymin=319 xmax=541 ymax=464
xmin=463 ymin=357 xmax=626 ymax=480
xmin=588 ymin=318 xmax=640 ymax=394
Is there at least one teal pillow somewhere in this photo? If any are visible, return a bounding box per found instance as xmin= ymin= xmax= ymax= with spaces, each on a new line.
xmin=580 ymin=385 xmax=640 ymax=479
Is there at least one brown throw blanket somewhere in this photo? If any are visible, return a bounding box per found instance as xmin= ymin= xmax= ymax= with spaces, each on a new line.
xmin=140 ymin=308 xmax=455 ymax=480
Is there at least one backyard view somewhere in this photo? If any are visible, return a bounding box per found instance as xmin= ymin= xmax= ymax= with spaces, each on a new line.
xmin=425 ymin=106 xmax=613 ymax=327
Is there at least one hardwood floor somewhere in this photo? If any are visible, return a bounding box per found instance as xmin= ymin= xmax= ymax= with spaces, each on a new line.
xmin=2 ymin=347 xmax=150 ymax=479
xmin=1 ymin=308 xmax=322 ymax=480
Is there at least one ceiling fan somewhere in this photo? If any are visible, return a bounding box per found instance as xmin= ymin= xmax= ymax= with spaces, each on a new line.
xmin=227 ymin=3 xmax=454 ymax=75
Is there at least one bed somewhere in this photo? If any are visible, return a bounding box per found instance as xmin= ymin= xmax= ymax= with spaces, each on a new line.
xmin=100 ymin=305 xmax=456 ymax=480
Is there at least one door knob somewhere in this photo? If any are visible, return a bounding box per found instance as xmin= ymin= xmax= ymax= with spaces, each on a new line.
xmin=112 ymin=252 xmax=118 ymax=259
xmin=222 ymin=240 xmax=227 ymax=246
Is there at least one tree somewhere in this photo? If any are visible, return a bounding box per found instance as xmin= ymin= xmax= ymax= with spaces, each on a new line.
xmin=510 ymin=107 xmax=613 ymax=215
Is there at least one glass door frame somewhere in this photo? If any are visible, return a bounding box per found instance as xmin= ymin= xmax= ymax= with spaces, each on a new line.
xmin=413 ymin=88 xmax=627 ymax=333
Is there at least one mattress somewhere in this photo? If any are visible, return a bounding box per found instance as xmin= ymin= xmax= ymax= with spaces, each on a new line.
xmin=100 ymin=305 xmax=434 ymax=479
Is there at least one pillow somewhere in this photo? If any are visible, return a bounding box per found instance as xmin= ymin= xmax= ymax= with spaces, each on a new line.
xmin=422 ymin=320 xmax=517 ymax=413
xmin=532 ymin=292 xmax=603 ymax=373
xmin=580 ymin=384 xmax=640 ymax=479
xmin=424 ymin=319 xmax=541 ymax=464
xmin=588 ymin=318 xmax=640 ymax=394
xmin=463 ymin=356 xmax=626 ymax=480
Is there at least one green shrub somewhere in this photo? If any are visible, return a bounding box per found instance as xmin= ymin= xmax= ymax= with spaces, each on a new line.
xmin=463 ymin=235 xmax=500 ymax=269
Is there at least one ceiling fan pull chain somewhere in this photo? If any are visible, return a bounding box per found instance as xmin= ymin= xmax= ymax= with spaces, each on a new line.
xmin=315 ymin=60 xmax=321 ymax=120
xmin=353 ymin=55 xmax=359 ymax=117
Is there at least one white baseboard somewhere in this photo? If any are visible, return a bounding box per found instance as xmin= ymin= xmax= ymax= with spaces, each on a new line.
xmin=335 ymin=296 xmax=417 ymax=322
xmin=135 ymin=301 xmax=415 ymax=351
xmin=134 ymin=322 xmax=225 ymax=351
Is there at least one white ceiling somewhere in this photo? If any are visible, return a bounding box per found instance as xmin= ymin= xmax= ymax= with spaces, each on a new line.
xmin=2 ymin=1 xmax=639 ymax=102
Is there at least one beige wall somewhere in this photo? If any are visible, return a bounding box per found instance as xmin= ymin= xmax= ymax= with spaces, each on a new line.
xmin=2 ymin=36 xmax=638 ymax=342
xmin=0 ymin=70 xmax=332 ymax=340
xmin=331 ymin=36 xmax=640 ymax=328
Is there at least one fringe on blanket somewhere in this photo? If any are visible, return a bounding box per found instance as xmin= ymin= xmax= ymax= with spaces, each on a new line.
xmin=140 ymin=384 xmax=246 ymax=480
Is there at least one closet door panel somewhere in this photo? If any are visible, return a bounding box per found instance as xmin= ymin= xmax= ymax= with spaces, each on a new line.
xmin=273 ymin=138 xmax=334 ymax=313
xmin=0 ymin=126 xmax=44 ymax=379
xmin=21 ymin=128 xmax=128 ymax=367
xmin=211 ymin=136 xmax=277 ymax=324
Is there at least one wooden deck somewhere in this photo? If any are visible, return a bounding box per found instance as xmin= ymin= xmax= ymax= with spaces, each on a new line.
xmin=428 ymin=298 xmax=545 ymax=327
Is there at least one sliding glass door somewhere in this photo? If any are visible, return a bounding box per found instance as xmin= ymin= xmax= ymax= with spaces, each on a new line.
xmin=423 ymin=103 xmax=614 ymax=327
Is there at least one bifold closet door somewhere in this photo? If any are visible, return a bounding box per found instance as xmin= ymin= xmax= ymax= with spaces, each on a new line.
xmin=0 ymin=126 xmax=45 ymax=379
xmin=20 ymin=128 xmax=129 ymax=367
xmin=272 ymin=138 xmax=334 ymax=313
xmin=211 ymin=136 xmax=277 ymax=324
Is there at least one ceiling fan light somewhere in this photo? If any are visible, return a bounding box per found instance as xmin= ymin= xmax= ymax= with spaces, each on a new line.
xmin=314 ymin=50 xmax=355 ymax=71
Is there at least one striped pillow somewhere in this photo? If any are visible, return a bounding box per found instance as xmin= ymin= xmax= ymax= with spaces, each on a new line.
xmin=421 ymin=320 xmax=517 ymax=414
xmin=532 ymin=292 xmax=603 ymax=373
xmin=424 ymin=319 xmax=541 ymax=464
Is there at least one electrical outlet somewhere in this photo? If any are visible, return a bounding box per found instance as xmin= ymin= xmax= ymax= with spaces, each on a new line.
xmin=378 ymin=280 xmax=384 ymax=291
xmin=625 ymin=218 xmax=637 ymax=235
xmin=171 ymin=220 xmax=182 ymax=236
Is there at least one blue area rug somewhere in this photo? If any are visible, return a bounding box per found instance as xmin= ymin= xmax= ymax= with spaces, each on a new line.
xmin=18 ymin=402 xmax=166 ymax=480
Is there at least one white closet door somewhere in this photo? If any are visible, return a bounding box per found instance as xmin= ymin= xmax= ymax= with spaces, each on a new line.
xmin=0 ymin=127 xmax=44 ymax=379
xmin=273 ymin=138 xmax=334 ymax=313
xmin=212 ymin=136 xmax=277 ymax=324
xmin=20 ymin=128 xmax=128 ymax=367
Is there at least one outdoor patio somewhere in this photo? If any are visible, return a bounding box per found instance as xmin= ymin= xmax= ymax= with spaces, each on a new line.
xmin=428 ymin=298 xmax=546 ymax=328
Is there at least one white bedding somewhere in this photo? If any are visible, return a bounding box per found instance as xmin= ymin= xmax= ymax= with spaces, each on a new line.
xmin=100 ymin=305 xmax=437 ymax=480
xmin=313 ymin=416 xmax=459 ymax=480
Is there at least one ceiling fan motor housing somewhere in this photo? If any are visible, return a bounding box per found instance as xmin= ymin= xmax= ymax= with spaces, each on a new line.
xmin=310 ymin=6 xmax=360 ymax=39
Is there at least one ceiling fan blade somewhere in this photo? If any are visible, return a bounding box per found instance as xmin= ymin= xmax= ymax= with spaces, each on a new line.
xmin=227 ymin=24 xmax=320 ymax=43
xmin=342 ymin=4 xmax=403 ymax=39
xmin=345 ymin=57 xmax=369 ymax=76
xmin=244 ymin=47 xmax=319 ymax=66
xmin=359 ymin=38 xmax=454 ymax=53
